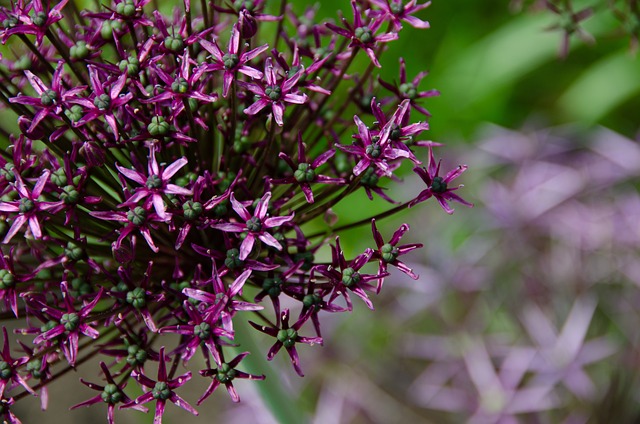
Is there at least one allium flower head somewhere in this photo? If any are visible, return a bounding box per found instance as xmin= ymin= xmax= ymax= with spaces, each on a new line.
xmin=0 ymin=0 xmax=468 ymax=421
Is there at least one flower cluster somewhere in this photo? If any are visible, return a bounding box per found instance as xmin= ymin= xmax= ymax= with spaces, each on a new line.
xmin=0 ymin=0 xmax=469 ymax=422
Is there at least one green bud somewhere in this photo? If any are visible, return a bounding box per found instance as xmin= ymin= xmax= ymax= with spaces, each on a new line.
xmin=276 ymin=328 xmax=298 ymax=348
xmin=70 ymin=41 xmax=90 ymax=60
xmin=294 ymin=163 xmax=315 ymax=183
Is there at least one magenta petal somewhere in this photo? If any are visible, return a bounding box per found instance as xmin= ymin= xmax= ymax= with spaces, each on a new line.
xmin=239 ymin=234 xmax=256 ymax=260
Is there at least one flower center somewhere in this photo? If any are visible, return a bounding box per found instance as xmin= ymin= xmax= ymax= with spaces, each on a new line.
xmin=294 ymin=163 xmax=315 ymax=183
xmin=390 ymin=2 xmax=404 ymax=15
xmin=152 ymin=381 xmax=172 ymax=400
xmin=431 ymin=176 xmax=447 ymax=193
xmin=61 ymin=312 xmax=80 ymax=331
xmin=265 ymin=85 xmax=282 ymax=101
xmin=146 ymin=174 xmax=163 ymax=189
xmin=183 ymin=200 xmax=203 ymax=220
xmin=0 ymin=270 xmax=15 ymax=290
xmin=366 ymin=143 xmax=382 ymax=158
xmin=341 ymin=267 xmax=361 ymax=287
xmin=216 ymin=363 xmax=237 ymax=383
xmin=222 ymin=53 xmax=240 ymax=69
xmin=194 ymin=322 xmax=212 ymax=340
xmin=225 ymin=248 xmax=244 ymax=269
xmin=127 ymin=344 xmax=148 ymax=366
xmin=399 ymin=83 xmax=417 ymax=100
xmin=246 ymin=216 xmax=262 ymax=232
xmin=32 ymin=11 xmax=48 ymax=27
xmin=262 ymin=277 xmax=283 ymax=297
xmin=381 ymin=243 xmax=399 ymax=263
xmin=276 ymin=328 xmax=298 ymax=348
xmin=94 ymin=93 xmax=111 ymax=110
xmin=101 ymin=383 xmax=124 ymax=404
xmin=172 ymin=77 xmax=189 ymax=94
xmin=127 ymin=207 xmax=146 ymax=225
xmin=126 ymin=287 xmax=147 ymax=309
xmin=0 ymin=361 xmax=12 ymax=380
xmin=354 ymin=26 xmax=373 ymax=43
xmin=40 ymin=89 xmax=57 ymax=106
xmin=18 ymin=198 xmax=35 ymax=213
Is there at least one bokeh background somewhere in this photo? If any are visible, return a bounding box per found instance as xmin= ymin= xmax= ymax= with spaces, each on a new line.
xmin=6 ymin=0 xmax=640 ymax=423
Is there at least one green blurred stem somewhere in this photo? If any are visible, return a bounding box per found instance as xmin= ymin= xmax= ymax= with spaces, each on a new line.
xmin=232 ymin=319 xmax=307 ymax=424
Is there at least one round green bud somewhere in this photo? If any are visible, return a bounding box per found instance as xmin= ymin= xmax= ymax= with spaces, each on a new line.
xmin=381 ymin=243 xmax=399 ymax=263
xmin=183 ymin=200 xmax=203 ymax=220
xmin=294 ymin=163 xmax=315 ymax=183
xmin=60 ymin=185 xmax=80 ymax=205
xmin=118 ymin=56 xmax=139 ymax=76
xmin=223 ymin=53 xmax=239 ymax=69
xmin=40 ymin=89 xmax=57 ymax=106
xmin=148 ymin=116 xmax=170 ymax=136
xmin=18 ymin=198 xmax=34 ymax=213
xmin=70 ymin=41 xmax=90 ymax=60
xmin=0 ymin=270 xmax=15 ymax=290
xmin=354 ymin=26 xmax=373 ymax=43
xmin=164 ymin=35 xmax=184 ymax=52
xmin=51 ymin=168 xmax=67 ymax=186
xmin=171 ymin=77 xmax=189 ymax=94
xmin=93 ymin=93 xmax=111 ymax=110
xmin=194 ymin=322 xmax=211 ymax=340
xmin=126 ymin=344 xmax=147 ymax=366
xmin=224 ymin=248 xmax=243 ymax=269
xmin=216 ymin=363 xmax=237 ymax=383
xmin=26 ymin=359 xmax=44 ymax=379
xmin=116 ymin=0 xmax=136 ymax=17
xmin=64 ymin=241 xmax=85 ymax=262
xmin=126 ymin=287 xmax=146 ymax=309
xmin=60 ymin=312 xmax=79 ymax=331
xmin=127 ymin=207 xmax=146 ymax=226
xmin=399 ymin=83 xmax=417 ymax=100
xmin=101 ymin=383 xmax=123 ymax=404
xmin=430 ymin=176 xmax=447 ymax=193
xmin=262 ymin=277 xmax=283 ymax=297
xmin=276 ymin=328 xmax=298 ymax=348
xmin=246 ymin=216 xmax=262 ymax=233
xmin=31 ymin=11 xmax=48 ymax=27
xmin=65 ymin=105 xmax=84 ymax=122
xmin=0 ymin=361 xmax=12 ymax=380
xmin=145 ymin=174 xmax=163 ymax=189
xmin=341 ymin=267 xmax=361 ymax=287
xmin=152 ymin=381 xmax=171 ymax=400
xmin=265 ymin=85 xmax=282 ymax=101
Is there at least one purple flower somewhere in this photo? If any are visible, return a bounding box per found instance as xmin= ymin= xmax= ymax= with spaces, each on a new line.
xmin=326 ymin=0 xmax=399 ymax=67
xmin=198 ymin=352 xmax=265 ymax=403
xmin=371 ymin=219 xmax=423 ymax=292
xmin=121 ymin=347 xmax=197 ymax=423
xmin=116 ymin=145 xmax=192 ymax=221
xmin=368 ymin=0 xmax=431 ymax=31
xmin=249 ymin=309 xmax=322 ymax=376
xmin=409 ymin=147 xmax=473 ymax=214
xmin=239 ymin=57 xmax=307 ymax=126
xmin=379 ymin=57 xmax=440 ymax=117
xmin=71 ymin=362 xmax=147 ymax=424
xmin=270 ymin=135 xmax=344 ymax=203
xmin=212 ymin=191 xmax=294 ymax=260
xmin=24 ymin=282 xmax=104 ymax=366
xmin=336 ymin=100 xmax=414 ymax=177
xmin=196 ymin=24 xmax=267 ymax=97
xmin=0 ymin=170 xmax=63 ymax=243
